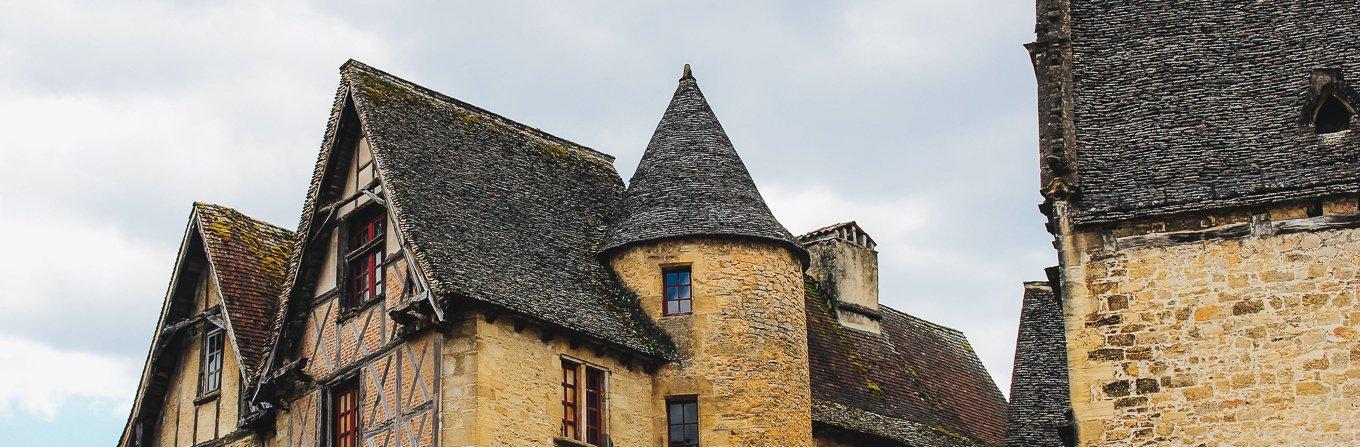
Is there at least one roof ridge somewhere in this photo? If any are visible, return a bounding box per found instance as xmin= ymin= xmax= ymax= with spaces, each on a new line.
xmin=340 ymin=59 xmax=616 ymax=165
xmin=192 ymin=201 xmax=296 ymax=236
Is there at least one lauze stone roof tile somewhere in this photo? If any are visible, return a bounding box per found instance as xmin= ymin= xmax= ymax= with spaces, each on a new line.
xmin=1004 ymin=281 xmax=1071 ymax=447
xmin=1061 ymin=1 xmax=1360 ymax=225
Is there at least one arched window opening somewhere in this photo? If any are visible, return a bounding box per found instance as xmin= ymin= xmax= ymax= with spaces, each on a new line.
xmin=1314 ymin=93 xmax=1354 ymax=134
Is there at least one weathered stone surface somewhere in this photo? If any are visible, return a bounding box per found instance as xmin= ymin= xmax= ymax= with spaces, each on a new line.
xmin=609 ymin=237 xmax=813 ymax=447
xmin=1064 ymin=226 xmax=1360 ymax=446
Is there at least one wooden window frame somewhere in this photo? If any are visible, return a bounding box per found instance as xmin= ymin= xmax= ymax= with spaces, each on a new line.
xmin=330 ymin=378 xmax=360 ymax=447
xmin=666 ymin=397 xmax=700 ymax=447
xmin=342 ymin=206 xmax=386 ymax=311
xmin=662 ymin=266 xmax=693 ymax=316
xmin=198 ymin=327 xmax=224 ymax=397
xmin=560 ymin=359 xmax=609 ymax=445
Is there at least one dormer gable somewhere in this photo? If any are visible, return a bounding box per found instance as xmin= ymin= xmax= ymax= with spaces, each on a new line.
xmin=1305 ymin=69 xmax=1357 ymax=135
xmin=120 ymin=204 xmax=293 ymax=447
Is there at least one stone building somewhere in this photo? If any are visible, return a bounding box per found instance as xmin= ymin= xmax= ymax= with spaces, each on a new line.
xmin=1009 ymin=0 xmax=1360 ymax=445
xmin=119 ymin=61 xmax=1008 ymax=447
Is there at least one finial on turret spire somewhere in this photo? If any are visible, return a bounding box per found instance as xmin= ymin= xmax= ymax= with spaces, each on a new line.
xmin=681 ymin=64 xmax=694 ymax=81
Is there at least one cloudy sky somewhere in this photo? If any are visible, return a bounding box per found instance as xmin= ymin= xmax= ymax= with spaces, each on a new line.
xmin=0 ymin=1 xmax=1048 ymax=444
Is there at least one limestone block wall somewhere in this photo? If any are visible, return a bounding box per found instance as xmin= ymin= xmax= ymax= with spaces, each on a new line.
xmin=1063 ymin=221 xmax=1360 ymax=446
xmin=608 ymin=238 xmax=812 ymax=447
xmin=438 ymin=316 xmax=658 ymax=447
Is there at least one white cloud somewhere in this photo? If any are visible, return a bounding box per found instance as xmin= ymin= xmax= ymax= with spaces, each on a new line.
xmin=837 ymin=0 xmax=1030 ymax=77
xmin=0 ymin=0 xmax=392 ymax=418
xmin=763 ymin=182 xmax=1041 ymax=394
xmin=0 ymin=337 xmax=137 ymax=420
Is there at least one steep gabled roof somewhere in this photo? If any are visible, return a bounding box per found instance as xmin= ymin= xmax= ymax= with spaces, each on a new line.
xmin=806 ymin=277 xmax=1008 ymax=446
xmin=1049 ymin=1 xmax=1360 ymax=225
xmin=120 ymin=203 xmax=293 ymax=447
xmin=267 ymin=60 xmax=672 ymax=364
xmin=601 ymin=65 xmax=804 ymax=262
xmin=193 ymin=202 xmax=294 ymax=377
xmin=1004 ymin=281 xmax=1072 ymax=447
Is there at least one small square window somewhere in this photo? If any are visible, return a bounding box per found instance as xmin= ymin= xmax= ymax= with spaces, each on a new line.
xmin=663 ymin=267 xmax=692 ymax=316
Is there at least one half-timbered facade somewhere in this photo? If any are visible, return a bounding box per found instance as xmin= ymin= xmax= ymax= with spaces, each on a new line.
xmin=121 ymin=61 xmax=1007 ymax=447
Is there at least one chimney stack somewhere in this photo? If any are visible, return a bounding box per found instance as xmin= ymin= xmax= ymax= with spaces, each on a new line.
xmin=799 ymin=222 xmax=881 ymax=333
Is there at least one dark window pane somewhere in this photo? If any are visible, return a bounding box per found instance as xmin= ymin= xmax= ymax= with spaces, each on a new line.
xmin=663 ymin=267 xmax=693 ymax=316
xmin=667 ymin=400 xmax=699 ymax=447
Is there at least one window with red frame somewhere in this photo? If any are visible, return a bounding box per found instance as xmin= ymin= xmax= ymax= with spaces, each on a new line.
xmin=561 ymin=359 xmax=608 ymax=445
xmin=663 ymin=267 xmax=692 ymax=316
xmin=332 ymin=379 xmax=359 ymax=447
xmin=346 ymin=209 xmax=385 ymax=309
xmin=561 ymin=360 xmax=579 ymax=439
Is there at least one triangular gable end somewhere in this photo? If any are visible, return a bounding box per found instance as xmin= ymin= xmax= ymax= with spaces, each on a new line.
xmin=119 ymin=211 xmax=236 ymax=447
xmin=257 ymin=74 xmax=440 ymax=399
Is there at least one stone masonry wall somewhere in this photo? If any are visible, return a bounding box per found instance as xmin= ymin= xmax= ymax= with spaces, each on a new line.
xmin=1064 ymin=223 xmax=1360 ymax=446
xmin=438 ymin=314 xmax=658 ymax=446
xmin=608 ymin=237 xmax=812 ymax=447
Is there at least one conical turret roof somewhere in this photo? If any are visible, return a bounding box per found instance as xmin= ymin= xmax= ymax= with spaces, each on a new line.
xmin=601 ymin=65 xmax=805 ymax=263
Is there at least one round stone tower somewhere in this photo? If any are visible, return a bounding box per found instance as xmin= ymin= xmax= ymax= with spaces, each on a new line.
xmin=600 ymin=65 xmax=812 ymax=447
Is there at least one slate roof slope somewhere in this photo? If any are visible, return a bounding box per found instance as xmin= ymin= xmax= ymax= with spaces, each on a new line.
xmin=193 ymin=202 xmax=295 ymax=378
xmin=338 ymin=61 xmax=671 ymax=357
xmin=601 ymin=66 xmax=805 ymax=261
xmin=806 ymin=277 xmax=1008 ymax=446
xmin=1061 ymin=1 xmax=1360 ymax=225
xmin=1004 ymin=282 xmax=1072 ymax=447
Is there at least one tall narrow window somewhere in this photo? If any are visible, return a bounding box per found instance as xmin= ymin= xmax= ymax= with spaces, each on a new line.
xmin=663 ymin=267 xmax=692 ymax=316
xmin=346 ymin=209 xmax=385 ymax=309
xmin=199 ymin=328 xmax=224 ymax=395
xmin=667 ymin=398 xmax=699 ymax=447
xmin=560 ymin=359 xmax=608 ymax=445
xmin=585 ymin=368 xmax=605 ymax=445
xmin=561 ymin=360 xmax=579 ymax=440
xmin=332 ymin=380 xmax=359 ymax=447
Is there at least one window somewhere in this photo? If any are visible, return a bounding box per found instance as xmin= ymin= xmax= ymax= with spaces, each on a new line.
xmin=561 ymin=359 xmax=608 ymax=445
xmin=667 ymin=398 xmax=699 ymax=447
xmin=199 ymin=328 xmax=224 ymax=395
xmin=332 ymin=380 xmax=359 ymax=447
xmin=1314 ymin=93 xmax=1354 ymax=134
xmin=345 ymin=209 xmax=385 ymax=309
xmin=561 ymin=360 xmax=579 ymax=440
xmin=1307 ymin=69 xmax=1355 ymax=135
xmin=663 ymin=267 xmax=692 ymax=316
xmin=585 ymin=368 xmax=605 ymax=445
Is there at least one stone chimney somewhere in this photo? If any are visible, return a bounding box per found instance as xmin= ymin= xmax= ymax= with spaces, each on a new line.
xmin=799 ymin=222 xmax=881 ymax=333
